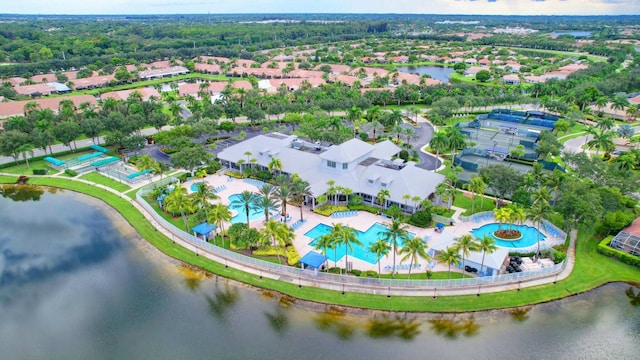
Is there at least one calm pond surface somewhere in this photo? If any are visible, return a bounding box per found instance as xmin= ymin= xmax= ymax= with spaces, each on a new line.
xmin=396 ymin=65 xmax=454 ymax=83
xmin=1 ymin=186 xmax=638 ymax=360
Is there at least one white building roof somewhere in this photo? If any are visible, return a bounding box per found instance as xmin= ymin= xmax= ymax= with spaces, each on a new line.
xmin=217 ymin=133 xmax=445 ymax=202
xmin=319 ymin=138 xmax=374 ymax=163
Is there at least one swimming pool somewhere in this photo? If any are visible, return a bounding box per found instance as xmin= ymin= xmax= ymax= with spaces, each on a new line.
xmin=190 ymin=182 xmax=204 ymax=192
xmin=228 ymin=193 xmax=274 ymax=224
xmin=305 ymin=223 xmax=414 ymax=265
xmin=471 ymin=223 xmax=547 ymax=249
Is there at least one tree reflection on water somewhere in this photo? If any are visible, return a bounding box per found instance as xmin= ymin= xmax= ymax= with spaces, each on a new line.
xmin=428 ymin=315 xmax=480 ymax=339
xmin=205 ymin=279 xmax=239 ymax=321
xmin=506 ymin=306 xmax=532 ymax=322
xmin=313 ymin=306 xmax=355 ymax=340
xmin=625 ymin=287 xmax=640 ymax=307
xmin=366 ymin=314 xmax=421 ymax=340
xmin=0 ymin=184 xmax=47 ymax=202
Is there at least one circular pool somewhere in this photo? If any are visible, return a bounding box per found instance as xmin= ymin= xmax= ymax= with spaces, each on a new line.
xmin=471 ymin=223 xmax=546 ymax=249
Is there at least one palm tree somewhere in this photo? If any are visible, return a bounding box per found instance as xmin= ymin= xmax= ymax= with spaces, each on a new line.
xmin=429 ymin=130 xmax=448 ymax=170
xmin=532 ymin=186 xmax=552 ymax=208
xmin=597 ymin=117 xmax=615 ymax=132
xmin=402 ymin=127 xmax=419 ymax=148
xmin=511 ymin=206 xmax=527 ymax=227
xmin=276 ymin=185 xmax=292 ymax=219
xmin=402 ymin=193 xmax=411 ymax=210
xmin=369 ymin=240 xmax=391 ymax=279
xmin=192 ymin=182 xmax=219 ymax=216
xmin=256 ymin=184 xmax=279 ymax=222
xmin=477 ymin=235 xmax=497 ymax=276
xmin=388 ymin=109 xmax=403 ymax=126
xmin=207 ymin=203 xmax=232 ymax=247
xmin=17 ymin=143 xmax=34 ymax=169
xmin=376 ymin=188 xmax=390 ymax=209
xmin=260 ymin=220 xmax=295 ymax=264
xmin=314 ymin=234 xmax=336 ymax=271
xmin=381 ymin=219 xmax=410 ymax=278
xmin=445 ymin=127 xmax=467 ymax=166
xmin=437 ymin=246 xmax=462 ymax=280
xmin=453 ymin=234 xmax=479 ymax=274
xmin=291 ymin=179 xmax=312 ymax=222
xmin=411 ymin=195 xmax=422 ymax=213
xmin=230 ymin=190 xmax=258 ymax=228
xmin=610 ymin=95 xmax=629 ymax=120
xmin=528 ymin=201 xmax=549 ymax=262
xmin=332 ymin=223 xmax=362 ymax=274
xmin=164 ymin=187 xmax=195 ymax=231
xmin=545 ymin=169 xmax=565 ymax=204
xmin=587 ymin=129 xmax=614 ymax=157
xmin=493 ymin=207 xmax=511 ymax=231
xmin=370 ymin=120 xmax=384 ymax=143
xmin=466 ymin=175 xmax=486 ymax=213
xmin=268 ymin=157 xmax=283 ymax=176
xmin=136 ymin=154 xmax=160 ymax=182
xmin=399 ymin=236 xmax=431 ymax=279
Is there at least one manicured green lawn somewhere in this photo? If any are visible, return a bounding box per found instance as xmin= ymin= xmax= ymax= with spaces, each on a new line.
xmin=1 ymin=176 xmax=638 ymax=313
xmin=453 ymin=191 xmax=496 ymax=216
xmin=79 ymin=172 xmax=131 ymax=192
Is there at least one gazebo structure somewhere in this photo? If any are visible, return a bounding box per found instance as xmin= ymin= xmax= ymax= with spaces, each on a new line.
xmin=299 ymin=251 xmax=328 ymax=273
xmin=191 ymin=222 xmax=216 ymax=241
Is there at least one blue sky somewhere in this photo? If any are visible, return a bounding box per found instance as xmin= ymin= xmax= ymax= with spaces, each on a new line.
xmin=4 ymin=0 xmax=639 ymax=15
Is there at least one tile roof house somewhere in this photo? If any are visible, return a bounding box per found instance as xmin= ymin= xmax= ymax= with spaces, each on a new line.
xmin=72 ymin=74 xmax=116 ymax=90
xmin=101 ymin=87 xmax=161 ymax=101
xmin=14 ymin=83 xmax=58 ymax=97
xmin=314 ymin=64 xmax=351 ymax=74
xmin=138 ymin=66 xmax=189 ymax=80
xmin=217 ymin=133 xmax=445 ymax=213
xmin=194 ymin=63 xmax=222 ymax=75
xmin=0 ymin=95 xmax=97 ymax=120
xmin=524 ymin=75 xmax=546 ymax=84
xmin=328 ymin=74 xmax=361 ymax=87
xmin=502 ymin=75 xmax=520 ymax=85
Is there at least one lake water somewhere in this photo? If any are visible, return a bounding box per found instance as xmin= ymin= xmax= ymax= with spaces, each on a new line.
xmin=551 ymin=31 xmax=593 ymax=38
xmin=396 ymin=65 xmax=454 ymax=83
xmin=1 ymin=185 xmax=638 ymax=360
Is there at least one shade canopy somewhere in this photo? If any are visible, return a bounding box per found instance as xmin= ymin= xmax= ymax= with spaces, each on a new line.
xmin=299 ymin=251 xmax=328 ymax=269
xmin=191 ymin=222 xmax=216 ymax=236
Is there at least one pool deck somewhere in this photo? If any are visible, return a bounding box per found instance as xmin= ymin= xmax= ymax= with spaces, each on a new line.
xmin=183 ymin=174 xmax=565 ymax=276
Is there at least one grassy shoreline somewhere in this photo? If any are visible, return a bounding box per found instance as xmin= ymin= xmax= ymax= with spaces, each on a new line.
xmin=1 ymin=175 xmax=638 ymax=313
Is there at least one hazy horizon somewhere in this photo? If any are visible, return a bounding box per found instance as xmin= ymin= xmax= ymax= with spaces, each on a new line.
xmin=4 ymin=0 xmax=639 ymax=16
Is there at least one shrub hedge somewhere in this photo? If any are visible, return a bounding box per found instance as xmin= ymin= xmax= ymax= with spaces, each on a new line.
xmin=597 ymin=235 xmax=640 ymax=268
xmin=253 ymin=245 xmax=300 ymax=266
xmin=313 ymin=204 xmax=349 ymax=217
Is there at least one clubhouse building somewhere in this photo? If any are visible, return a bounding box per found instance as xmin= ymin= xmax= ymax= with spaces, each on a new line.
xmin=217 ymin=133 xmax=446 ymax=213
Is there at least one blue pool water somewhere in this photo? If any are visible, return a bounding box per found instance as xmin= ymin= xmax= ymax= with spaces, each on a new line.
xmin=306 ymin=223 xmax=414 ymax=265
xmin=228 ymin=193 xmax=273 ymax=224
xmin=190 ymin=182 xmax=204 ymax=192
xmin=471 ymin=223 xmax=546 ymax=249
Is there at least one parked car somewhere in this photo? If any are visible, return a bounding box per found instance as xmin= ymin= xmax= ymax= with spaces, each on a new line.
xmin=464 ymin=265 xmax=478 ymax=273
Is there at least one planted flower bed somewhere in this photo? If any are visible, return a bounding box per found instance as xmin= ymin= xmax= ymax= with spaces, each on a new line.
xmin=494 ymin=229 xmax=522 ymax=241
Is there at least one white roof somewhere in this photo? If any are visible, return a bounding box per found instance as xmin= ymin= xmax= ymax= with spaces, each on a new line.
xmin=217 ymin=132 xmax=445 ymax=201
xmin=319 ymin=138 xmax=374 ymax=163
